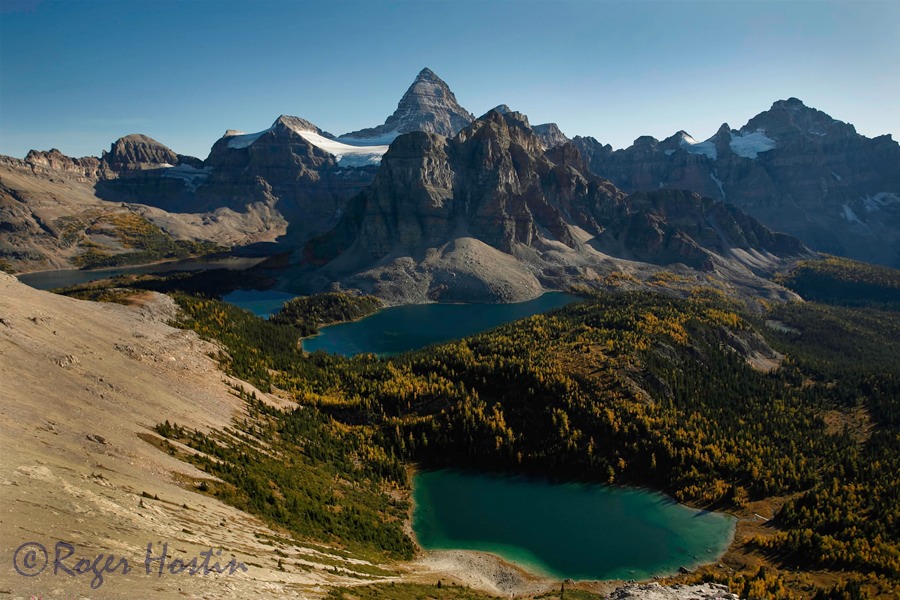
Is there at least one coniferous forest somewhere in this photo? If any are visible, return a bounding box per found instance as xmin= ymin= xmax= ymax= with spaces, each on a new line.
xmin=68 ymin=258 xmax=900 ymax=599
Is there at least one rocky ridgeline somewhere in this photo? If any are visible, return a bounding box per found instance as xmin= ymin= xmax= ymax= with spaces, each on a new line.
xmin=4 ymin=68 xmax=893 ymax=283
xmin=302 ymin=108 xmax=808 ymax=302
xmin=573 ymin=98 xmax=900 ymax=267
xmin=22 ymin=149 xmax=101 ymax=179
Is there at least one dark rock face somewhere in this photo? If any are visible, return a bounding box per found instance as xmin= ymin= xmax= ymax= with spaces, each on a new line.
xmin=574 ymin=99 xmax=900 ymax=267
xmin=340 ymin=68 xmax=475 ymax=141
xmin=612 ymin=190 xmax=806 ymax=270
xmin=308 ymin=110 xmax=619 ymax=264
xmin=100 ymin=134 xmax=181 ymax=172
xmin=198 ymin=115 xmax=376 ymax=240
xmin=307 ymin=110 xmax=806 ymax=275
xmin=92 ymin=135 xmax=212 ymax=211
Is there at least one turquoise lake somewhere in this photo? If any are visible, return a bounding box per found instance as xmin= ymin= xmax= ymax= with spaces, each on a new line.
xmin=301 ymin=292 xmax=578 ymax=356
xmin=412 ymin=470 xmax=735 ymax=581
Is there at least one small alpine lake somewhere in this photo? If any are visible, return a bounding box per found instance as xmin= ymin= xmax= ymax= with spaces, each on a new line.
xmin=412 ymin=469 xmax=735 ymax=581
xmin=221 ymin=288 xmax=298 ymax=317
xmin=301 ymin=292 xmax=578 ymax=356
xmin=17 ymin=256 xmax=265 ymax=290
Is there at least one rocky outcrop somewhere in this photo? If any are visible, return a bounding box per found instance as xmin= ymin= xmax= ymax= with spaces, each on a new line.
xmin=23 ymin=149 xmax=101 ymax=179
xmin=533 ymin=122 xmax=569 ymax=149
xmin=303 ymin=109 xmax=809 ymax=301
xmin=308 ymin=110 xmax=624 ymax=264
xmin=610 ymin=189 xmax=806 ymax=270
xmin=91 ymin=135 xmax=212 ymax=213
xmin=608 ymin=582 xmax=740 ymax=599
xmin=340 ymin=68 xmax=475 ymax=142
xmin=574 ymin=98 xmax=900 ymax=267
xmin=99 ymin=134 xmax=182 ymax=171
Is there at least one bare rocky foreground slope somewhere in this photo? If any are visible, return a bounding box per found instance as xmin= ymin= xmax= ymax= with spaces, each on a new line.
xmin=0 ymin=273 xmax=404 ymax=598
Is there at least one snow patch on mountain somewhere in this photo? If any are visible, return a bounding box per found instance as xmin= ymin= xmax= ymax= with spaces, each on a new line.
xmin=225 ymin=129 xmax=271 ymax=149
xmin=862 ymin=192 xmax=900 ymax=212
xmin=295 ymin=130 xmax=389 ymax=167
xmin=679 ymin=133 xmax=717 ymax=160
xmin=223 ymin=120 xmax=389 ymax=166
xmin=709 ymin=171 xmax=725 ymax=199
xmin=161 ymin=164 xmax=213 ymax=191
xmin=842 ymin=204 xmax=863 ymax=224
xmin=730 ymin=130 xmax=777 ymax=159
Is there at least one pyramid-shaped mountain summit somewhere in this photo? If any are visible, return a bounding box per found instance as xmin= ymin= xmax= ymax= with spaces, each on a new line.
xmin=340 ymin=68 xmax=475 ymax=142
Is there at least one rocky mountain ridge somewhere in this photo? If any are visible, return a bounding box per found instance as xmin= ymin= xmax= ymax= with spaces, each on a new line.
xmin=6 ymin=69 xmax=889 ymax=302
xmin=299 ymin=109 xmax=808 ymax=302
xmin=572 ymin=98 xmax=900 ymax=267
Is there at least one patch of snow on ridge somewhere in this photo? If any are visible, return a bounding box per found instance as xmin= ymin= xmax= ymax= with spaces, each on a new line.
xmin=709 ymin=171 xmax=725 ymax=200
xmin=842 ymin=204 xmax=863 ymax=224
xmin=730 ymin=130 xmax=777 ymax=159
xmin=226 ymin=129 xmax=271 ymax=149
xmin=222 ymin=120 xmax=390 ymax=166
xmin=862 ymin=192 xmax=900 ymax=212
xmin=295 ymin=130 xmax=389 ymax=167
xmin=161 ymin=164 xmax=213 ymax=192
xmin=679 ymin=132 xmax=717 ymax=160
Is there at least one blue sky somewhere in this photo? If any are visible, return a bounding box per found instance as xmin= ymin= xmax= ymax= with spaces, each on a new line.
xmin=1 ymin=0 xmax=898 ymax=159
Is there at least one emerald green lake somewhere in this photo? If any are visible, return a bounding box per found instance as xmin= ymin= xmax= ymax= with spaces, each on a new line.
xmin=412 ymin=470 xmax=735 ymax=581
xmin=302 ymin=292 xmax=578 ymax=357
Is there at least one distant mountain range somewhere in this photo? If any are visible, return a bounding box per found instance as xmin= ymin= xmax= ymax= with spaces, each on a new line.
xmin=2 ymin=67 xmax=897 ymax=301
xmin=571 ymin=98 xmax=900 ymax=268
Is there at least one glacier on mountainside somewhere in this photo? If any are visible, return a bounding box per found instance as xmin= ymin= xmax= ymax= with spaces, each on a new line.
xmin=730 ymin=130 xmax=777 ymax=159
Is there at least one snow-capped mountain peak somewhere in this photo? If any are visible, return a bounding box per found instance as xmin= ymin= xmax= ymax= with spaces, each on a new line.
xmin=220 ymin=115 xmax=387 ymax=167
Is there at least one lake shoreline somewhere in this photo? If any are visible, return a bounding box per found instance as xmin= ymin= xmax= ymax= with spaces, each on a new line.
xmin=301 ymin=291 xmax=580 ymax=356
xmin=403 ymin=464 xmax=572 ymax=597
xmin=17 ymin=254 xmax=268 ymax=290
xmin=408 ymin=466 xmax=737 ymax=591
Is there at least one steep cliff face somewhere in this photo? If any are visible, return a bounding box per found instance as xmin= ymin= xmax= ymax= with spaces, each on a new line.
xmin=196 ymin=115 xmax=377 ymax=240
xmin=310 ymin=110 xmax=624 ymax=263
xmin=340 ymin=68 xmax=475 ymax=142
xmin=303 ymin=110 xmax=808 ymax=301
xmin=574 ymin=98 xmax=900 ymax=267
